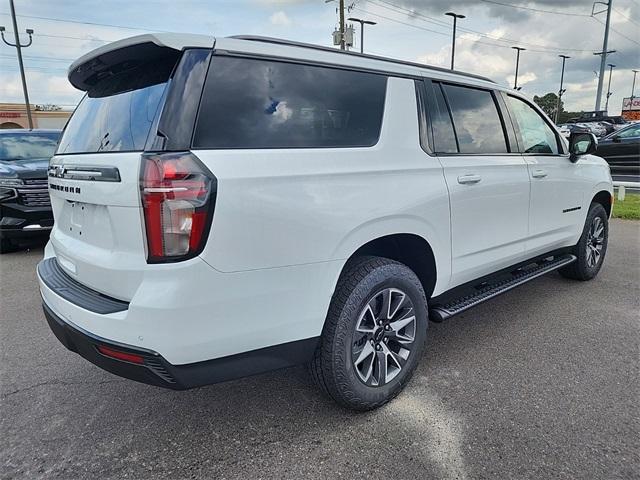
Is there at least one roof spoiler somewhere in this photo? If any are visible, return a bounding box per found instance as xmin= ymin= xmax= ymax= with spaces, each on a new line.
xmin=68 ymin=33 xmax=214 ymax=92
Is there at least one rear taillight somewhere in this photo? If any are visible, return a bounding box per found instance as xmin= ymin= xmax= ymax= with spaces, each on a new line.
xmin=141 ymin=152 xmax=216 ymax=263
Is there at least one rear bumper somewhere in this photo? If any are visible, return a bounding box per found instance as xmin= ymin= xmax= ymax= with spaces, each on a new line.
xmin=42 ymin=299 xmax=319 ymax=390
xmin=43 ymin=301 xmax=182 ymax=388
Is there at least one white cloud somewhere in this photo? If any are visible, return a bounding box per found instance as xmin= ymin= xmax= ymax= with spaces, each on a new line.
xmin=269 ymin=11 xmax=292 ymax=26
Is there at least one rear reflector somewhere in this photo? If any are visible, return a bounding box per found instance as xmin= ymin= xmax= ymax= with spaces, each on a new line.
xmin=141 ymin=152 xmax=216 ymax=263
xmin=97 ymin=345 xmax=145 ymax=364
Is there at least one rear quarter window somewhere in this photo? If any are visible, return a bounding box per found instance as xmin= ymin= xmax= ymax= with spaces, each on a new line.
xmin=193 ymin=56 xmax=387 ymax=149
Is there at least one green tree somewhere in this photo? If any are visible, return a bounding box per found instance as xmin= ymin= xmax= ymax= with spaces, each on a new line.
xmin=533 ymin=92 xmax=562 ymax=120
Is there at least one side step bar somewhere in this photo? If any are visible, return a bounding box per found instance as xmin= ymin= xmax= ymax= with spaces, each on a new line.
xmin=429 ymin=254 xmax=576 ymax=322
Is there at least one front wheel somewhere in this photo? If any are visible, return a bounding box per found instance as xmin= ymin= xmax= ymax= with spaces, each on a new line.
xmin=309 ymin=256 xmax=428 ymax=411
xmin=559 ymin=202 xmax=609 ymax=281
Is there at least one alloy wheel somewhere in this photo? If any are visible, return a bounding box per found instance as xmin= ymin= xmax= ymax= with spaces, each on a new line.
xmin=585 ymin=216 xmax=605 ymax=268
xmin=351 ymin=288 xmax=417 ymax=387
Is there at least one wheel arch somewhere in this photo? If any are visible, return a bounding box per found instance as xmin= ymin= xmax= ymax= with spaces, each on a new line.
xmin=336 ymin=233 xmax=439 ymax=301
xmin=591 ymin=189 xmax=613 ymax=218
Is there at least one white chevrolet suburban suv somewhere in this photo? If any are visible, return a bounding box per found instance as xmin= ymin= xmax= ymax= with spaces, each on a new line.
xmin=38 ymin=34 xmax=613 ymax=410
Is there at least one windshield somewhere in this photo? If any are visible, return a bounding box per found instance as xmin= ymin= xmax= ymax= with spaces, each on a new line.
xmin=0 ymin=131 xmax=60 ymax=161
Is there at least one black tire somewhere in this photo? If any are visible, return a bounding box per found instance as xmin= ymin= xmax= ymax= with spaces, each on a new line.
xmin=309 ymin=256 xmax=428 ymax=411
xmin=559 ymin=202 xmax=608 ymax=281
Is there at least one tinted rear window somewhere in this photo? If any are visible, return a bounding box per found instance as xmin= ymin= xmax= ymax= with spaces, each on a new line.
xmin=57 ymin=83 xmax=166 ymax=154
xmin=442 ymin=84 xmax=508 ymax=154
xmin=0 ymin=131 xmax=60 ymax=161
xmin=56 ymin=52 xmax=179 ymax=155
xmin=193 ymin=56 xmax=387 ymax=149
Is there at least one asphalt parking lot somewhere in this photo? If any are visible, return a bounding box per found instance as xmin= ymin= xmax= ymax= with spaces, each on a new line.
xmin=1 ymin=220 xmax=639 ymax=480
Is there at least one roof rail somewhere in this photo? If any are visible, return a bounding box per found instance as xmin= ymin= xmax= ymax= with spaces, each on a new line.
xmin=229 ymin=35 xmax=495 ymax=84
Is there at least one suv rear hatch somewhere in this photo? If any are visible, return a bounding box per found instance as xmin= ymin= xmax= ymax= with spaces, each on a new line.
xmin=48 ymin=34 xmax=214 ymax=301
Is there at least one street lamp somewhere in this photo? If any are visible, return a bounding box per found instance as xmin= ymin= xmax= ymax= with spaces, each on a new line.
xmin=555 ymin=55 xmax=570 ymax=124
xmin=512 ymin=46 xmax=526 ymax=90
xmin=605 ymin=63 xmax=615 ymax=113
xmin=445 ymin=12 xmax=465 ymax=70
xmin=348 ymin=17 xmax=376 ymax=54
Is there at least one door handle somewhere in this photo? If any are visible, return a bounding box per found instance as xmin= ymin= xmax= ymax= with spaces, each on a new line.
xmin=531 ymin=169 xmax=548 ymax=179
xmin=457 ymin=174 xmax=482 ymax=185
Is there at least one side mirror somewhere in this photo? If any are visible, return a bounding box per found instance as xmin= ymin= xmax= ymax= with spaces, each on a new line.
xmin=569 ymin=132 xmax=597 ymax=163
xmin=611 ymin=135 xmax=621 ymax=143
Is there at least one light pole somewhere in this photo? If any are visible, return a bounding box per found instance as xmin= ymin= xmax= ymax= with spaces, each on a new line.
xmin=512 ymin=46 xmax=526 ymax=90
xmin=0 ymin=0 xmax=35 ymax=129
xmin=555 ymin=55 xmax=570 ymax=124
xmin=348 ymin=17 xmax=376 ymax=54
xmin=630 ymin=69 xmax=639 ymax=111
xmin=605 ymin=63 xmax=615 ymax=113
xmin=445 ymin=12 xmax=465 ymax=70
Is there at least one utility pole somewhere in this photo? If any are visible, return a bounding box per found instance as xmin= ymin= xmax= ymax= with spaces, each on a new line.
xmin=593 ymin=0 xmax=613 ymax=111
xmin=605 ymin=63 xmax=615 ymax=113
xmin=555 ymin=55 xmax=570 ymax=124
xmin=339 ymin=0 xmax=345 ymax=50
xmin=445 ymin=12 xmax=465 ymax=70
xmin=512 ymin=47 xmax=526 ymax=90
xmin=348 ymin=17 xmax=376 ymax=54
xmin=327 ymin=0 xmax=346 ymax=50
xmin=0 ymin=0 xmax=35 ymax=129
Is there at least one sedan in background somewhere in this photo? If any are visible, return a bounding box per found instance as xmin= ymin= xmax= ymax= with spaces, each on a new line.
xmin=0 ymin=129 xmax=60 ymax=253
xmin=595 ymin=122 xmax=640 ymax=175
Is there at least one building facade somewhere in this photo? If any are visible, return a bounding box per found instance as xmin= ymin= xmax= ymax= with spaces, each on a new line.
xmin=0 ymin=103 xmax=72 ymax=129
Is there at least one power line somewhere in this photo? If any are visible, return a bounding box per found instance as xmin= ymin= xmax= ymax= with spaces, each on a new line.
xmin=0 ymin=11 xmax=171 ymax=32
xmin=365 ymin=1 xmax=600 ymax=53
xmin=1 ymin=53 xmax=75 ymax=62
xmin=0 ymin=29 xmax=113 ymax=43
xmin=592 ymin=16 xmax=640 ymax=46
xmin=611 ymin=7 xmax=640 ymax=27
xmin=478 ymin=0 xmax=592 ymax=17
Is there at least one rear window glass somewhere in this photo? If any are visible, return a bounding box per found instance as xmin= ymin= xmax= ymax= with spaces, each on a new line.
xmin=57 ymin=83 xmax=166 ymax=154
xmin=442 ymin=84 xmax=508 ymax=154
xmin=0 ymin=131 xmax=60 ymax=161
xmin=193 ymin=56 xmax=387 ymax=149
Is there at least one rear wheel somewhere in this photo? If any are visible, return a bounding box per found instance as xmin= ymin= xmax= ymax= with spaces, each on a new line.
xmin=559 ymin=203 xmax=608 ymax=281
xmin=309 ymin=256 xmax=428 ymax=410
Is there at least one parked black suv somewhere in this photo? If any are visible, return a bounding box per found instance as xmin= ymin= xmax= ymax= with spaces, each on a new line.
xmin=0 ymin=129 xmax=60 ymax=253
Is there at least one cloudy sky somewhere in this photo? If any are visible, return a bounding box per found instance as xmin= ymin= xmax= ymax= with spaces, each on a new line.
xmin=0 ymin=0 xmax=638 ymax=115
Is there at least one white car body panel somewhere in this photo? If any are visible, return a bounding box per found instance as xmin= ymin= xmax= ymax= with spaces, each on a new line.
xmin=439 ymin=154 xmax=530 ymax=286
xmin=38 ymin=34 xmax=614 ymax=370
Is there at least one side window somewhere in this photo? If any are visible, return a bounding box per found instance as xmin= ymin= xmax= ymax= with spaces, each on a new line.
xmin=431 ymin=83 xmax=458 ymax=153
xmin=193 ymin=56 xmax=387 ymax=149
xmin=506 ymin=95 xmax=560 ymax=154
xmin=442 ymin=84 xmax=509 ymax=154
xmin=617 ymin=125 xmax=640 ymax=138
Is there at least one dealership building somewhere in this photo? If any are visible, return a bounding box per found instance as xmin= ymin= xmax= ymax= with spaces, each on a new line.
xmin=0 ymin=103 xmax=71 ymax=129
xmin=621 ymin=97 xmax=640 ymax=121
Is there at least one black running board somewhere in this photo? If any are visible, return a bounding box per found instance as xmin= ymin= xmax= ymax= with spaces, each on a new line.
xmin=429 ymin=254 xmax=576 ymax=322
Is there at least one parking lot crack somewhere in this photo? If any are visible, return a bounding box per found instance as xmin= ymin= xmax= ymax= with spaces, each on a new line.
xmin=1 ymin=378 xmax=124 ymax=399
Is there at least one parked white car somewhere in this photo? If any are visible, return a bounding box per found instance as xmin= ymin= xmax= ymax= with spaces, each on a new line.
xmin=38 ymin=34 xmax=613 ymax=410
